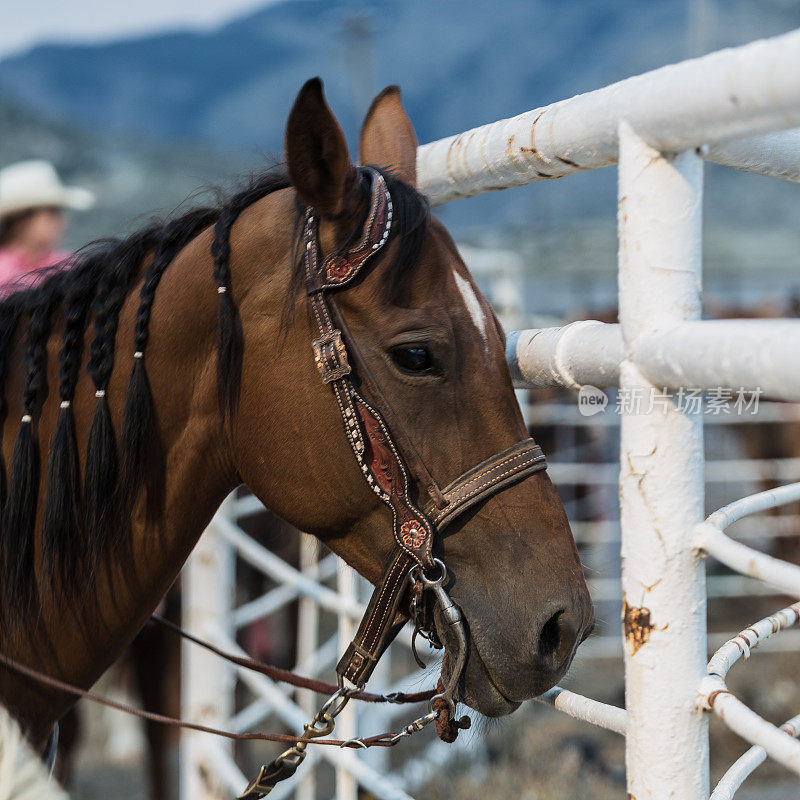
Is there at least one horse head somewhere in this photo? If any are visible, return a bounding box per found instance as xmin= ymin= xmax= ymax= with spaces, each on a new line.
xmin=232 ymin=79 xmax=594 ymax=715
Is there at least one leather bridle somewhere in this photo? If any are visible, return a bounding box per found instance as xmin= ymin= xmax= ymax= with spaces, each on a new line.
xmin=225 ymin=167 xmax=549 ymax=796
xmin=0 ymin=167 xmax=549 ymax=800
xmin=302 ymin=167 xmax=546 ymax=694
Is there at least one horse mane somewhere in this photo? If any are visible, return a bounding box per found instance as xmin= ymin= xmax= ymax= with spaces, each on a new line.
xmin=0 ymin=164 xmax=430 ymax=635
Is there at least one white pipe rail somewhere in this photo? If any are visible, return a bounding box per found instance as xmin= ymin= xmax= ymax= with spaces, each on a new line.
xmin=698 ymin=604 xmax=800 ymax=776
xmin=590 ymin=574 xmax=791 ymax=603
xmin=535 ymin=687 xmax=627 ymax=735
xmin=336 ymin=561 xmax=358 ymax=800
xmin=580 ymin=628 xmax=800 ymax=662
xmin=394 ymin=736 xmax=477 ymax=794
xmin=573 ymin=515 xmax=800 ymax=545
xmin=695 ymin=483 xmax=800 ymax=597
xmin=215 ymin=514 xmax=366 ymax=620
xmin=230 ymin=553 xmax=338 ymax=629
xmin=506 ymin=323 xmax=622 ymax=390
xmin=699 ymin=481 xmax=800 ymax=530
xmin=418 ymin=29 xmax=800 ymax=204
xmin=633 ymin=321 xmax=800 ymax=402
xmin=710 ymin=712 xmax=800 ymax=800
xmin=507 ymin=320 xmax=800 ymax=400
xmin=617 ymin=122 xmax=709 ymax=800
xmin=525 ymin=401 xmax=800 ymax=427
xmin=705 ymin=129 xmax=800 ymax=185
xmin=202 ymin=741 xmax=251 ymax=799
xmin=546 ymin=458 xmax=800 ymax=486
xmin=697 ymin=529 xmax=800 ymax=598
xmin=180 ymin=502 xmax=236 ymax=800
xmin=297 ymin=537 xmax=322 ymax=800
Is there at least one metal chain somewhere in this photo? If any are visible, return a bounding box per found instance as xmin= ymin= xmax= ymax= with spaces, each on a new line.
xmin=237 ymin=562 xmax=468 ymax=800
xmin=274 ymin=686 xmax=355 ymax=769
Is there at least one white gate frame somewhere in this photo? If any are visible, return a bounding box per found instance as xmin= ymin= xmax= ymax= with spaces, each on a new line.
xmin=460 ymin=27 xmax=800 ymax=800
xmin=184 ymin=27 xmax=800 ymax=800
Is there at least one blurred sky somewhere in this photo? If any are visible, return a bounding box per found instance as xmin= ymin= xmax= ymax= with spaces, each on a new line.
xmin=2 ymin=0 xmax=290 ymax=58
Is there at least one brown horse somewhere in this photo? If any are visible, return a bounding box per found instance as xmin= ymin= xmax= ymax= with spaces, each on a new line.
xmin=0 ymin=80 xmax=592 ymax=754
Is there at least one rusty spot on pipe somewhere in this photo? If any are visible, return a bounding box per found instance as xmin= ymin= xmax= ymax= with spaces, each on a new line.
xmin=556 ymin=155 xmax=581 ymax=168
xmin=706 ymin=688 xmax=732 ymax=708
xmin=623 ymin=600 xmax=653 ymax=656
xmin=518 ymin=146 xmax=554 ymax=178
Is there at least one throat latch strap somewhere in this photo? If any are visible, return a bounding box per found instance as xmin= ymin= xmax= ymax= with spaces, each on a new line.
xmin=337 ymin=549 xmax=413 ymax=686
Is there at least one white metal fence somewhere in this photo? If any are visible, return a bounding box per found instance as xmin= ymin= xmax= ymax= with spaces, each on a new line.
xmin=183 ymin=28 xmax=800 ymax=800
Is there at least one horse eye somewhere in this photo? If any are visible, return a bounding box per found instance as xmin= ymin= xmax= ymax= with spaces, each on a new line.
xmin=391 ymin=346 xmax=433 ymax=374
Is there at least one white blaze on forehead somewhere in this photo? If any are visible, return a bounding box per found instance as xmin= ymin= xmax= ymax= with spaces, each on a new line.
xmin=453 ymin=270 xmax=489 ymax=345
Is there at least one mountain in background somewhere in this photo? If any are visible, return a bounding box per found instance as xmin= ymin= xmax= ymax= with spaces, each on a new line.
xmin=4 ymin=0 xmax=800 ymax=150
xmin=1 ymin=0 xmax=799 ymax=255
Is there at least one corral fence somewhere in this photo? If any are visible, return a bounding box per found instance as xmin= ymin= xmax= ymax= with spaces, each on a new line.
xmin=182 ymin=28 xmax=800 ymax=800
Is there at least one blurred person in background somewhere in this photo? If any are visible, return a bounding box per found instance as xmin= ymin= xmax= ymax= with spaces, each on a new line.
xmin=0 ymin=159 xmax=95 ymax=291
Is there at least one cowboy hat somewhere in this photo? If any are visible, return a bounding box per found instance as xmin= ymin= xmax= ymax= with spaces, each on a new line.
xmin=0 ymin=160 xmax=95 ymax=218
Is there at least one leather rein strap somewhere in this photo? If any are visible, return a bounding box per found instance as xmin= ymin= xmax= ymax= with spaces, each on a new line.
xmin=302 ymin=167 xmax=548 ymax=689
xmin=0 ymin=650 xmax=404 ymax=749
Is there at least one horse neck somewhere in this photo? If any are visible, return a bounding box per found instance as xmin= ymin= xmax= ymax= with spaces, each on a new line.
xmin=2 ymin=225 xmax=239 ymax=737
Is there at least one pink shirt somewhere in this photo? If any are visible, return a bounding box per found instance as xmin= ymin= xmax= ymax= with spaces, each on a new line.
xmin=0 ymin=248 xmax=72 ymax=295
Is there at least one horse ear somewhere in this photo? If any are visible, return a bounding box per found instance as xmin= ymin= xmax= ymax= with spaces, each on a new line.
xmin=358 ymin=86 xmax=418 ymax=187
xmin=285 ymin=78 xmax=358 ymax=217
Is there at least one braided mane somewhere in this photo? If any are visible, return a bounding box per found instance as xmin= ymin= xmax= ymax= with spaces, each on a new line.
xmin=0 ymin=165 xmax=429 ymax=634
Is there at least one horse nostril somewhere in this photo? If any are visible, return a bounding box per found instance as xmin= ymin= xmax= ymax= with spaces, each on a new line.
xmin=537 ymin=608 xmax=583 ymax=676
xmin=538 ymin=610 xmax=565 ymax=661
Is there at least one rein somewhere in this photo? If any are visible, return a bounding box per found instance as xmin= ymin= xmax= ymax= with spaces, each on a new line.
xmin=2 ymin=167 xmax=549 ymax=800
xmin=149 ymin=613 xmax=435 ymax=704
xmin=0 ymin=649 xmax=416 ymax=749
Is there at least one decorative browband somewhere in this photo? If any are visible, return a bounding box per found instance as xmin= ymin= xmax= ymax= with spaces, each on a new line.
xmin=315 ymin=168 xmax=393 ymax=290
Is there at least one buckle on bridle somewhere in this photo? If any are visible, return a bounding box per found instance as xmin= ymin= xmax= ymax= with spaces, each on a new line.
xmin=312 ymin=330 xmax=351 ymax=383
